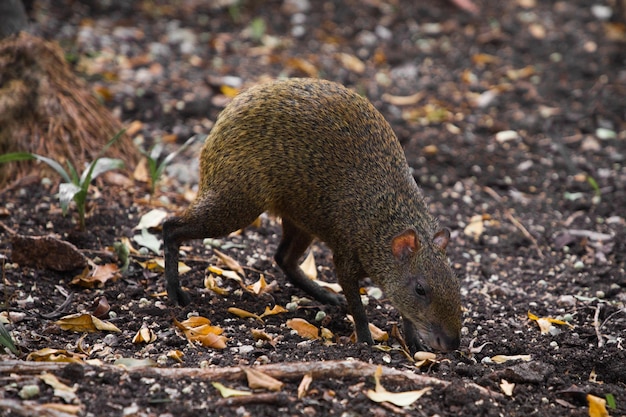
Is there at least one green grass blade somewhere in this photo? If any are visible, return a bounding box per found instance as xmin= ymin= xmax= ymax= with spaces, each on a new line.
xmin=0 ymin=322 xmax=19 ymax=355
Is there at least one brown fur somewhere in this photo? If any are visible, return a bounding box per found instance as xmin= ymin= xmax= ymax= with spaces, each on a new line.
xmin=163 ymin=78 xmax=461 ymax=352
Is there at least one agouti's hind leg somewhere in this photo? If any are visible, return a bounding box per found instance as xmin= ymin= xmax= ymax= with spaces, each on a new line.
xmin=163 ymin=194 xmax=261 ymax=306
xmin=275 ymin=219 xmax=344 ymax=305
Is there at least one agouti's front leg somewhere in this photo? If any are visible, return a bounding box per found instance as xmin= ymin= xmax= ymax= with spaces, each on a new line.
xmin=335 ymin=258 xmax=374 ymax=345
xmin=162 ymin=216 xmax=193 ymax=306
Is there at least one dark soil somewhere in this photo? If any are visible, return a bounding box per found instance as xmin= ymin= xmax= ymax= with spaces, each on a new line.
xmin=1 ymin=0 xmax=625 ymax=416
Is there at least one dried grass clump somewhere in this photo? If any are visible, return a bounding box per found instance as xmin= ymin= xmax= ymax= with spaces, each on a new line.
xmin=0 ymin=32 xmax=138 ymax=187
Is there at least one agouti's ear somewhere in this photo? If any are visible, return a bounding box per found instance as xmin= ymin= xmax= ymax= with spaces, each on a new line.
xmin=433 ymin=228 xmax=451 ymax=251
xmin=391 ymin=229 xmax=420 ymax=260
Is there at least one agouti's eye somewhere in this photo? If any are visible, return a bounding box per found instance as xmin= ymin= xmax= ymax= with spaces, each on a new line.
xmin=414 ymin=283 xmax=426 ymax=297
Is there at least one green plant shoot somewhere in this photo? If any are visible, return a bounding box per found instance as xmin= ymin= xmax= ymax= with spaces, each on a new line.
xmin=141 ymin=134 xmax=202 ymax=195
xmin=0 ymin=130 xmax=125 ymax=229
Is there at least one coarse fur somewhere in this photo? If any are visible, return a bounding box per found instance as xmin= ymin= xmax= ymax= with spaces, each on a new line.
xmin=163 ymin=78 xmax=461 ymax=352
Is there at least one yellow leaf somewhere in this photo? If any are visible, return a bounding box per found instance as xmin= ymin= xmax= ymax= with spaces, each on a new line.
xmin=114 ymin=358 xmax=158 ymax=368
xmin=208 ymin=265 xmax=243 ymax=283
xmin=212 ymin=382 xmax=251 ymax=398
xmin=228 ymin=307 xmax=263 ymax=323
xmin=220 ymin=85 xmax=240 ymax=98
xmin=140 ymin=258 xmax=190 ymax=274
xmin=366 ymin=365 xmax=431 ymax=406
xmin=196 ymin=332 xmax=228 ymax=349
xmin=286 ymin=57 xmax=319 ymax=78
xmin=298 ymin=373 xmax=313 ymax=399
xmin=132 ymin=327 xmax=156 ymax=344
xmin=337 ymin=52 xmax=365 ymax=74
xmin=500 ymin=379 xmax=515 ymax=396
xmin=243 ymin=368 xmax=284 ymax=391
xmin=247 ymin=275 xmax=268 ymax=295
xmin=528 ymin=311 xmax=573 ymax=334
xmin=368 ymin=323 xmax=389 ymax=342
xmin=587 ymin=394 xmax=609 ymax=417
xmin=464 ymin=215 xmax=485 ymax=240
xmin=40 ymin=373 xmax=78 ymax=403
xmin=55 ymin=313 xmax=120 ymax=333
xmin=286 ymin=318 xmax=319 ymax=340
xmin=491 ymin=354 xmax=532 ymax=364
xmin=204 ymin=274 xmax=230 ymax=296
xmin=26 ymin=348 xmax=86 ymax=363
xmin=214 ymin=249 xmax=245 ymax=277
xmin=320 ymin=327 xmax=334 ymax=341
xmin=260 ymin=305 xmax=288 ymax=318
xmin=167 ymin=350 xmax=184 ymax=363
xmin=300 ymin=251 xmax=317 ymax=280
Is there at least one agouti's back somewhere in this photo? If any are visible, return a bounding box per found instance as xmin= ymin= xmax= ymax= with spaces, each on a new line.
xmin=163 ymin=78 xmax=461 ymax=353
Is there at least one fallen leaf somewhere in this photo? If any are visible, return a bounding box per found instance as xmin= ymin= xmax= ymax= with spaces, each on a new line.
xmin=26 ymin=348 xmax=86 ymax=363
xmin=174 ymin=317 xmax=228 ymax=349
xmin=167 ymin=350 xmax=184 ymax=363
xmin=132 ymin=327 xmax=156 ymax=344
xmin=320 ymin=327 xmax=334 ymax=341
xmin=500 ymin=379 xmax=515 ymax=396
xmin=464 ymin=214 xmax=485 ymax=239
xmin=228 ymin=307 xmax=263 ymax=323
xmin=140 ymin=258 xmax=191 ymax=274
xmin=337 ymin=52 xmax=365 ymax=73
xmin=491 ymin=354 xmax=532 ymax=364
xmin=113 ymin=358 xmax=158 ymax=368
xmin=204 ymin=274 xmax=230 ymax=296
xmin=39 ymin=373 xmax=78 ymax=403
xmin=71 ymin=263 xmax=120 ymax=288
xmin=134 ymin=209 xmax=168 ymax=230
xmin=91 ymin=296 xmax=111 ymax=318
xmin=382 ymin=91 xmax=424 ymax=106
xmin=133 ymin=228 xmax=161 ymax=254
xmin=243 ymin=368 xmax=284 ymax=391
xmin=300 ymin=250 xmax=317 ymax=280
xmin=56 ymin=313 xmax=121 ymax=333
xmin=214 ymin=249 xmax=245 ymax=277
xmin=587 ymin=394 xmax=609 ymax=417
xmin=260 ymin=305 xmax=288 ymax=318
xmin=528 ymin=311 xmax=573 ymax=334
xmin=212 ymin=382 xmax=251 ymax=398
xmin=247 ymin=275 xmax=268 ymax=295
xmin=368 ymin=323 xmax=389 ymax=342
xmin=298 ymin=373 xmax=313 ymax=399
xmin=286 ymin=318 xmax=319 ymax=340
xmin=208 ymin=265 xmax=243 ymax=283
xmin=10 ymin=234 xmax=87 ymax=271
xmin=366 ymin=365 xmax=431 ymax=406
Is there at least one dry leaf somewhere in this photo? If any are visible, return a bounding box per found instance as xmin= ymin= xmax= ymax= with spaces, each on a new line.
xmin=133 ymin=157 xmax=150 ymax=182
xmin=208 ymin=265 xmax=243 ymax=283
xmin=320 ymin=327 xmax=334 ymax=341
xmin=132 ymin=327 xmax=156 ymax=344
xmin=587 ymin=394 xmax=609 ymax=417
xmin=204 ymin=274 xmax=230 ymax=296
xmin=214 ymin=249 xmax=245 ymax=277
xmin=114 ymin=358 xmax=158 ymax=368
xmin=286 ymin=57 xmax=319 ymax=77
xmin=91 ymin=296 xmax=110 ymax=318
xmin=141 ymin=258 xmax=191 ymax=274
xmin=167 ymin=350 xmax=184 ymax=363
xmin=56 ymin=313 xmax=121 ymax=333
xmin=71 ymin=263 xmax=120 ymax=288
xmin=382 ymin=91 xmax=424 ymax=106
xmin=464 ymin=214 xmax=485 ymax=239
xmin=247 ymin=275 xmax=268 ymax=295
xmin=243 ymin=368 xmax=284 ymax=391
xmin=228 ymin=307 xmax=263 ymax=323
xmin=212 ymin=382 xmax=251 ymax=398
xmin=40 ymin=373 xmax=78 ymax=403
xmin=528 ymin=311 xmax=573 ymax=334
xmin=10 ymin=234 xmax=87 ymax=271
xmin=366 ymin=365 xmax=431 ymax=406
xmin=174 ymin=317 xmax=227 ymax=349
xmin=337 ymin=52 xmax=365 ymax=73
xmin=26 ymin=348 xmax=86 ymax=363
xmin=491 ymin=354 xmax=532 ymax=364
xmin=134 ymin=209 xmax=168 ymax=230
xmin=368 ymin=323 xmax=389 ymax=342
xmin=300 ymin=251 xmax=317 ymax=280
xmin=500 ymin=379 xmax=515 ymax=396
xmin=298 ymin=373 xmax=313 ymax=399
xmin=260 ymin=305 xmax=288 ymax=318
xmin=286 ymin=318 xmax=319 ymax=340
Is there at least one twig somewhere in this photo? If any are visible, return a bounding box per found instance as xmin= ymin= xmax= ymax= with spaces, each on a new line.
xmin=504 ymin=209 xmax=544 ymax=258
xmin=213 ymin=392 xmax=290 ymax=407
xmin=0 ymin=359 xmax=504 ymax=399
xmin=593 ymin=304 xmax=604 ymax=348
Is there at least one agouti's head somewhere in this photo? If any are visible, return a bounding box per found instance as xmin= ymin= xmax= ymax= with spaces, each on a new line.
xmin=385 ymin=228 xmax=461 ymax=352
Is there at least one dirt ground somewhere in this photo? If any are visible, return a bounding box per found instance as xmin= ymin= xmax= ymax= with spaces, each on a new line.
xmin=1 ymin=0 xmax=625 ymax=416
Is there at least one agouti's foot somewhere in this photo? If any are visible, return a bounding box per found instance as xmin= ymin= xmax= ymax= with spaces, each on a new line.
xmin=167 ymin=285 xmax=192 ymax=306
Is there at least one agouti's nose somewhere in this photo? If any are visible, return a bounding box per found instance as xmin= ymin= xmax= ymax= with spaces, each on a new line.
xmin=430 ymin=327 xmax=461 ymax=352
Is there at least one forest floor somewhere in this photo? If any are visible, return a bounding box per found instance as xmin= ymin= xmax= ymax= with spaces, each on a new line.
xmin=1 ymin=0 xmax=625 ymax=416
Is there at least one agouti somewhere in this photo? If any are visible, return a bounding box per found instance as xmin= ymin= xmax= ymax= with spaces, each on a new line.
xmin=163 ymin=78 xmax=461 ymax=353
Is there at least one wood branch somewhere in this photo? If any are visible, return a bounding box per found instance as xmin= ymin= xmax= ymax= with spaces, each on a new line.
xmin=0 ymin=359 xmax=503 ymax=399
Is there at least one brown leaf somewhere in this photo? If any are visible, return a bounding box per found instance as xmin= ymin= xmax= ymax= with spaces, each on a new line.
xmin=243 ymin=368 xmax=284 ymax=391
xmin=55 ymin=313 xmax=121 ymax=333
xmin=71 ymin=263 xmax=120 ymax=288
xmin=286 ymin=318 xmax=319 ymax=340
xmin=213 ymin=249 xmax=246 ymax=277
xmin=10 ymin=234 xmax=87 ymax=271
xmin=297 ymin=373 xmax=313 ymax=399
